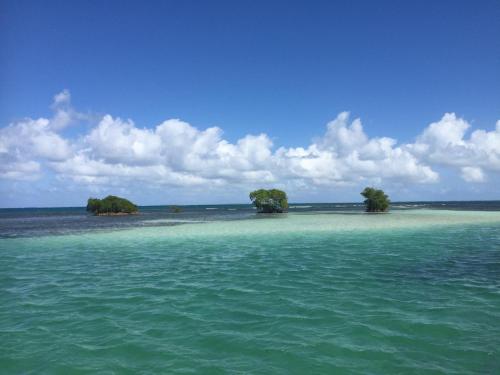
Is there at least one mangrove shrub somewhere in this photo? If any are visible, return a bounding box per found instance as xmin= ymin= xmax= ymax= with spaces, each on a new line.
xmin=249 ymin=189 xmax=288 ymax=213
xmin=86 ymin=195 xmax=138 ymax=215
xmin=361 ymin=187 xmax=390 ymax=212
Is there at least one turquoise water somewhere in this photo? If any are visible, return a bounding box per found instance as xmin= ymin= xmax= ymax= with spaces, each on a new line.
xmin=1 ymin=210 xmax=500 ymax=374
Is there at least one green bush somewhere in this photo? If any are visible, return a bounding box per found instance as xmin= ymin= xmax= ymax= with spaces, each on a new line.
xmin=86 ymin=195 xmax=138 ymax=215
xmin=361 ymin=187 xmax=390 ymax=212
xmin=249 ymin=189 xmax=288 ymax=213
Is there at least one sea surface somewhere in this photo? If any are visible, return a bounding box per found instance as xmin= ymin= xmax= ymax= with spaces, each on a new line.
xmin=1 ymin=202 xmax=500 ymax=374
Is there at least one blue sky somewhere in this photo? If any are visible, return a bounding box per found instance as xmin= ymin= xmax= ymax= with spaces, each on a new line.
xmin=1 ymin=0 xmax=499 ymax=207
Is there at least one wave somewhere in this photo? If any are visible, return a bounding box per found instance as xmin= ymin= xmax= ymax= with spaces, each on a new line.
xmin=2 ymin=216 xmax=499 ymax=374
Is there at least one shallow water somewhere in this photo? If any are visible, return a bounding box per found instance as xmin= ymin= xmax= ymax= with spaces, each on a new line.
xmin=2 ymin=201 xmax=500 ymax=238
xmin=1 ymin=209 xmax=500 ymax=373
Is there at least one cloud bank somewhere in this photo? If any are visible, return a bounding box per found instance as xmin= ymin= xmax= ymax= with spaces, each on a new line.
xmin=1 ymin=91 xmax=499 ymax=203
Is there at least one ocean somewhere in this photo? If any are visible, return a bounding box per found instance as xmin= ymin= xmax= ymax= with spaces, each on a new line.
xmin=1 ymin=203 xmax=500 ymax=373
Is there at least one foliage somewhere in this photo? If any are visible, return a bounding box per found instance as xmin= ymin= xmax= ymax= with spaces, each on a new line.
xmin=360 ymin=187 xmax=390 ymax=212
xmin=86 ymin=195 xmax=138 ymax=215
xmin=249 ymin=189 xmax=289 ymax=213
xmin=86 ymin=198 xmax=102 ymax=213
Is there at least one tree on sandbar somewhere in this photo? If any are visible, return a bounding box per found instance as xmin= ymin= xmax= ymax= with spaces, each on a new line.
xmin=361 ymin=187 xmax=390 ymax=212
xmin=249 ymin=189 xmax=288 ymax=213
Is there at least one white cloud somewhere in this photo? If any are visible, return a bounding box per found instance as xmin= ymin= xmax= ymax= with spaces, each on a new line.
xmin=80 ymin=115 xmax=275 ymax=184
xmin=418 ymin=113 xmax=470 ymax=148
xmin=51 ymin=154 xmax=215 ymax=187
xmin=0 ymin=117 xmax=72 ymax=158
xmin=0 ymin=90 xmax=82 ymax=184
xmin=1 ymin=91 xmax=499 ymax=198
xmin=53 ymin=89 xmax=71 ymax=106
xmin=49 ymin=88 xmax=85 ymax=130
xmin=409 ymin=113 xmax=500 ymax=181
xmin=86 ymin=115 xmax=162 ymax=165
xmin=73 ymin=111 xmax=437 ymax=187
xmin=276 ymin=112 xmax=439 ymax=185
xmin=0 ymin=116 xmax=72 ymax=184
xmin=461 ymin=166 xmax=485 ymax=183
xmin=0 ymin=160 xmax=40 ymax=181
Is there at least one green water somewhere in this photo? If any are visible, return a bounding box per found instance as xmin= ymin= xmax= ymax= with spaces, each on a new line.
xmin=1 ymin=210 xmax=500 ymax=374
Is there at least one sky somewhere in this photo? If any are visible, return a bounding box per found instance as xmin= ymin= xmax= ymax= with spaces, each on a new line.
xmin=0 ymin=0 xmax=499 ymax=207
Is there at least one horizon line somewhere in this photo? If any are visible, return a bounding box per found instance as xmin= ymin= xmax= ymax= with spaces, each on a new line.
xmin=2 ymin=199 xmax=500 ymax=210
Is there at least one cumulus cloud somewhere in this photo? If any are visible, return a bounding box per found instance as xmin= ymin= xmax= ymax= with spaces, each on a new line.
xmin=0 ymin=118 xmax=70 ymax=181
xmin=54 ymin=111 xmax=436 ymax=187
xmin=1 ymin=91 xmax=499 ymax=195
xmin=0 ymin=159 xmax=40 ymax=181
xmin=461 ymin=166 xmax=485 ymax=183
xmin=5 ymin=118 xmax=72 ymax=161
xmin=410 ymin=113 xmax=500 ymax=180
xmin=276 ymin=112 xmax=439 ymax=185
xmin=0 ymin=90 xmax=82 ymax=181
xmin=78 ymin=115 xmax=275 ymax=184
xmin=86 ymin=115 xmax=162 ymax=165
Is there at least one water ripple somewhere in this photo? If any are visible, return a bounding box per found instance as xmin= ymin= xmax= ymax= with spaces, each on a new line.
xmin=1 ymin=216 xmax=500 ymax=373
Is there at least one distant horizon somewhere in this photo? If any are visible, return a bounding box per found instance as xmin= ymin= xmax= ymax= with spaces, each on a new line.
xmin=2 ymin=199 xmax=500 ymax=210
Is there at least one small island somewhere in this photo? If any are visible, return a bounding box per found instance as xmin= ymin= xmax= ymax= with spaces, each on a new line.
xmin=249 ymin=189 xmax=288 ymax=213
xmin=361 ymin=187 xmax=390 ymax=212
xmin=86 ymin=195 xmax=138 ymax=216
